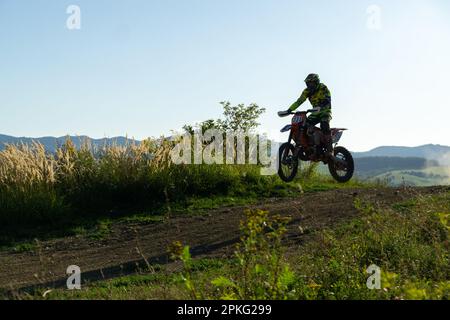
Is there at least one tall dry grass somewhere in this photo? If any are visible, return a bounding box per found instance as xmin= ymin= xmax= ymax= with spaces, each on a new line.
xmin=0 ymin=138 xmax=270 ymax=226
xmin=0 ymin=142 xmax=64 ymax=224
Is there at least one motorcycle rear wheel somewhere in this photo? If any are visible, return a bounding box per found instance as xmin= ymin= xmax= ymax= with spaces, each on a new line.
xmin=278 ymin=143 xmax=299 ymax=183
xmin=328 ymin=146 xmax=354 ymax=183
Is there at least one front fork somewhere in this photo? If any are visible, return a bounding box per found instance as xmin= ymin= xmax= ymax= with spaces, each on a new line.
xmin=281 ymin=132 xmax=297 ymax=166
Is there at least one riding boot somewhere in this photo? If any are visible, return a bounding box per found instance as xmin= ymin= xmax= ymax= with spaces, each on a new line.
xmin=313 ymin=145 xmax=322 ymax=159
xmin=312 ymin=132 xmax=322 ymax=159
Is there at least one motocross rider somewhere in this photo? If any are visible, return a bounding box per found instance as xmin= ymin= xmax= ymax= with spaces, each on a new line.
xmin=287 ymin=73 xmax=333 ymax=158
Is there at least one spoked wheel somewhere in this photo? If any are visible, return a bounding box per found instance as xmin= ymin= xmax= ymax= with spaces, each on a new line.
xmin=328 ymin=146 xmax=354 ymax=183
xmin=278 ymin=143 xmax=299 ymax=182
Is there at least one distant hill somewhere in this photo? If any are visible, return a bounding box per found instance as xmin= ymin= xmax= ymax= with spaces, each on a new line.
xmin=0 ymin=134 xmax=139 ymax=153
xmin=353 ymin=144 xmax=450 ymax=165
xmin=354 ymin=157 xmax=439 ymax=178
xmin=370 ymin=166 xmax=450 ymax=187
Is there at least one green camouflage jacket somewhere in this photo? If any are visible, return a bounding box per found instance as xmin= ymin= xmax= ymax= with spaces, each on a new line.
xmin=288 ymin=83 xmax=332 ymax=120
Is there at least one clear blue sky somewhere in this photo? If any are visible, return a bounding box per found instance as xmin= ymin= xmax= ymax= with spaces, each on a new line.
xmin=1 ymin=0 xmax=449 ymax=151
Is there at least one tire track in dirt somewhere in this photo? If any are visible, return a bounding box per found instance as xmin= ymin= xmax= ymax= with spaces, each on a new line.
xmin=0 ymin=186 xmax=447 ymax=292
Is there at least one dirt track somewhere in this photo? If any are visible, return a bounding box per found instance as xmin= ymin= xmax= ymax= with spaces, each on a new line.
xmin=0 ymin=186 xmax=447 ymax=292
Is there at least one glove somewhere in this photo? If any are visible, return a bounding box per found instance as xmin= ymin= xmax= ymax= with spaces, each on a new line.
xmin=278 ymin=110 xmax=291 ymax=117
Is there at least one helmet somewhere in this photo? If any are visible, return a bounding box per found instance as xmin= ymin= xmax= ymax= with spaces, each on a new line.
xmin=305 ymin=73 xmax=320 ymax=91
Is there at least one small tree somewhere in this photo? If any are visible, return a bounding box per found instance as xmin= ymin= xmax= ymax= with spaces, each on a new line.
xmin=183 ymin=119 xmax=220 ymax=136
xmin=183 ymin=101 xmax=266 ymax=135
xmin=217 ymin=101 xmax=266 ymax=132
xmin=181 ymin=101 xmax=266 ymax=164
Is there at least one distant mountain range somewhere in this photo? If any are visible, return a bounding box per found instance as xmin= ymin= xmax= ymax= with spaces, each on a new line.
xmin=0 ymin=134 xmax=138 ymax=153
xmin=353 ymin=144 xmax=450 ymax=165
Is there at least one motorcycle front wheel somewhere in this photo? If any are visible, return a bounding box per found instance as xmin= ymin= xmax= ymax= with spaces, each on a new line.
xmin=328 ymin=146 xmax=354 ymax=183
xmin=278 ymin=143 xmax=299 ymax=183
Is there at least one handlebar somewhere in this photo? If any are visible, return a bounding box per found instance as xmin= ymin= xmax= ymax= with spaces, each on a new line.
xmin=278 ymin=109 xmax=318 ymax=118
xmin=277 ymin=110 xmax=292 ymax=117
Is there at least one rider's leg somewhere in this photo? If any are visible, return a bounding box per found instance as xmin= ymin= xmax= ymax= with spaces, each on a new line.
xmin=306 ymin=116 xmax=321 ymax=158
xmin=320 ymin=120 xmax=332 ymax=155
xmin=313 ymin=130 xmax=321 ymax=147
xmin=306 ymin=117 xmax=320 ymax=131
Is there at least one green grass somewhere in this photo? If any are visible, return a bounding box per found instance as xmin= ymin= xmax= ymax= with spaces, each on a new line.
xmin=9 ymin=242 xmax=37 ymax=254
xmin=119 ymin=214 xmax=164 ymax=224
xmin=291 ymin=192 xmax=450 ymax=299
xmin=88 ymin=219 xmax=113 ymax=240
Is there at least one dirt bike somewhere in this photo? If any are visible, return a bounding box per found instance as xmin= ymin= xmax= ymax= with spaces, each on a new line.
xmin=277 ymin=109 xmax=354 ymax=183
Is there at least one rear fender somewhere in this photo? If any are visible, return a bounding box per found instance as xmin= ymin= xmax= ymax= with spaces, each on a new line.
xmin=331 ymin=128 xmax=347 ymax=144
